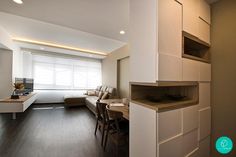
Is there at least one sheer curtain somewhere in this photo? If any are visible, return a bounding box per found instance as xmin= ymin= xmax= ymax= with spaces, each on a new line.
xmin=32 ymin=54 xmax=102 ymax=90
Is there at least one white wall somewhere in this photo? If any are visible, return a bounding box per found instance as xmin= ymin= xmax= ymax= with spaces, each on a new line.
xmin=102 ymin=45 xmax=129 ymax=89
xmin=0 ymin=49 xmax=13 ymax=98
xmin=22 ymin=51 xmax=32 ymax=78
xmin=12 ymin=47 xmax=23 ymax=78
xmin=0 ymin=26 xmax=23 ymax=98
xmin=0 ymin=26 xmax=14 ymax=50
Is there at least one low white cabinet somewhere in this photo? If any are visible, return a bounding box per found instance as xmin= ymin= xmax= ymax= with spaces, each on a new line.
xmin=130 ymin=103 xmax=157 ymax=157
xmin=130 ymin=102 xmax=211 ymax=157
xmin=0 ymin=93 xmax=37 ymax=119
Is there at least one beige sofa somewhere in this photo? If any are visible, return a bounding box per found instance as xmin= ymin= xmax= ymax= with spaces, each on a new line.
xmin=64 ymin=86 xmax=116 ymax=114
xmin=85 ymin=86 xmax=116 ymax=114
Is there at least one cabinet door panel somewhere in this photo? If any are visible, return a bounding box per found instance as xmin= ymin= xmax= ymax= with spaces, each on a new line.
xmin=159 ymin=109 xmax=182 ymax=142
xmin=182 ymin=58 xmax=200 ymax=81
xmin=130 ymin=102 xmax=157 ymax=157
xmin=159 ymin=135 xmax=183 ymax=157
xmin=199 ymin=107 xmax=211 ymax=141
xmin=158 ymin=54 xmax=182 ymax=81
xmin=158 ymin=0 xmax=182 ymax=57
xmin=130 ymin=0 xmax=157 ymax=83
xmin=199 ymin=83 xmax=211 ymax=109
xmin=199 ymin=62 xmax=211 ymax=81
xmin=199 ymin=0 xmax=211 ymax=24
xmin=183 ymin=129 xmax=198 ymax=156
xmin=199 ymin=18 xmax=210 ymax=44
xmin=183 ymin=105 xmax=198 ymax=134
xmin=183 ymin=0 xmax=199 ymax=37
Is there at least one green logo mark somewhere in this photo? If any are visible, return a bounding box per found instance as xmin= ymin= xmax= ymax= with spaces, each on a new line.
xmin=216 ymin=136 xmax=233 ymax=154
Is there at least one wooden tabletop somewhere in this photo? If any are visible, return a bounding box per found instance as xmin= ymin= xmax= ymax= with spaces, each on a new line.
xmin=100 ymin=99 xmax=129 ymax=120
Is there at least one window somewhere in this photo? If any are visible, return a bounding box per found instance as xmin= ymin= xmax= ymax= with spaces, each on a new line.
xmin=32 ymin=54 xmax=102 ymax=89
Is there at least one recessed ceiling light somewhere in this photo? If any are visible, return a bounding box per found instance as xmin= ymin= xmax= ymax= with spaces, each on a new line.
xmin=40 ymin=47 xmax=45 ymax=50
xmin=13 ymin=0 xmax=23 ymax=4
xmin=120 ymin=30 xmax=125 ymax=35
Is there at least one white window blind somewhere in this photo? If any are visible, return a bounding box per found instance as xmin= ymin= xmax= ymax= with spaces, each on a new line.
xmin=32 ymin=54 xmax=102 ymax=90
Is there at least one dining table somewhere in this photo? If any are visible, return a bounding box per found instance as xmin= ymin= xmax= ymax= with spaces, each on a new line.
xmin=100 ymin=99 xmax=129 ymax=120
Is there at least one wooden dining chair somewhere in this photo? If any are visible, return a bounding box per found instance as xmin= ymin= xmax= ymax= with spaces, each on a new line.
xmin=103 ymin=104 xmax=129 ymax=150
xmin=94 ymin=101 xmax=108 ymax=146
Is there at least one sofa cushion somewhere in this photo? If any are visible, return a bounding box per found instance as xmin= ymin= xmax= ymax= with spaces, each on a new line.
xmin=85 ymin=96 xmax=98 ymax=114
xmin=106 ymin=87 xmax=116 ymax=98
xmin=101 ymin=86 xmax=107 ymax=92
xmin=101 ymin=91 xmax=109 ymax=100
xmin=95 ymin=90 xmax=100 ymax=96
xmin=88 ymin=90 xmax=96 ymax=96
xmin=106 ymin=87 xmax=114 ymax=94
xmin=98 ymin=91 xmax=103 ymax=99
xmin=96 ymin=86 xmax=102 ymax=91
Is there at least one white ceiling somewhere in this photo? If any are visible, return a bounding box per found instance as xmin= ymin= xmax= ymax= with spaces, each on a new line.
xmin=0 ymin=0 xmax=129 ymax=42
xmin=0 ymin=0 xmax=129 ymax=59
xmin=0 ymin=12 xmax=126 ymax=57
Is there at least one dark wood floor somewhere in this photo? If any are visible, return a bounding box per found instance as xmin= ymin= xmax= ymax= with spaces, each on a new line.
xmin=0 ymin=104 xmax=129 ymax=157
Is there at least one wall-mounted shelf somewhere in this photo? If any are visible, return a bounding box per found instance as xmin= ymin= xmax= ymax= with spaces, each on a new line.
xmin=183 ymin=31 xmax=210 ymax=63
xmin=130 ymin=81 xmax=199 ymax=112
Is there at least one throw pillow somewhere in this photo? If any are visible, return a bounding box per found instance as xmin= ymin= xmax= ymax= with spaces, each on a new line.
xmin=96 ymin=86 xmax=102 ymax=91
xmin=101 ymin=91 xmax=109 ymax=100
xmin=88 ymin=90 xmax=96 ymax=96
xmin=95 ymin=90 xmax=100 ymax=96
xmin=98 ymin=91 xmax=103 ymax=99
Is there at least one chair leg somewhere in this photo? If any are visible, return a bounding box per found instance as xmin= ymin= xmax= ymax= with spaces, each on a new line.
xmin=101 ymin=123 xmax=106 ymax=146
xmin=103 ymin=124 xmax=110 ymax=151
xmin=94 ymin=119 xmax=98 ymax=135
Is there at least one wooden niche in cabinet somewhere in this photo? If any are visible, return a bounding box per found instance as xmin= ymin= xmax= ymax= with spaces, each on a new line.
xmin=183 ymin=31 xmax=210 ymax=63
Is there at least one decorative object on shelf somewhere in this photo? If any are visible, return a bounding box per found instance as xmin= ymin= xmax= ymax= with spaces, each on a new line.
xmin=11 ymin=83 xmax=24 ymax=99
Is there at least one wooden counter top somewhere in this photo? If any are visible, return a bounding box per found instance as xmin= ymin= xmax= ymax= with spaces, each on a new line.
xmin=131 ymin=98 xmax=198 ymax=112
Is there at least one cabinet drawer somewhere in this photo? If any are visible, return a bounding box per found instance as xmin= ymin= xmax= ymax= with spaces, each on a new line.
xmin=159 ymin=109 xmax=182 ymax=142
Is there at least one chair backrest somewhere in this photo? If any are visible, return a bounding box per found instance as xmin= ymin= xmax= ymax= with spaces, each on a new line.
xmin=96 ymin=102 xmax=109 ymax=123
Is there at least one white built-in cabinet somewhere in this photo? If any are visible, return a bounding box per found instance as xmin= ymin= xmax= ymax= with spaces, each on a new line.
xmin=130 ymin=0 xmax=211 ymax=83
xmin=130 ymin=83 xmax=211 ymax=157
xmin=130 ymin=0 xmax=212 ymax=156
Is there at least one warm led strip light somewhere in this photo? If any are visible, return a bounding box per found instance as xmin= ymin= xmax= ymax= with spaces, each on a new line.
xmin=12 ymin=37 xmax=108 ymax=56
